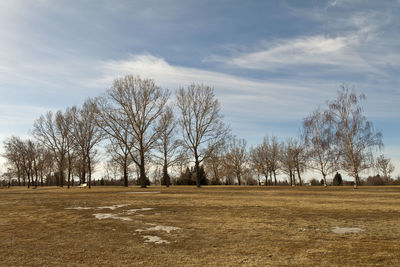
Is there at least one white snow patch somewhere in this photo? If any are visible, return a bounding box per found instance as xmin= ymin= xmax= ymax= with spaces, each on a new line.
xmin=142 ymin=235 xmax=170 ymax=244
xmin=136 ymin=229 xmax=145 ymax=232
xmin=125 ymin=208 xmax=154 ymax=215
xmin=65 ymin=207 xmax=92 ymax=210
xmin=93 ymin=213 xmax=132 ymax=221
xmin=125 ymin=192 xmax=160 ymax=194
xmin=331 ymin=227 xmax=365 ymax=234
xmin=66 ymin=204 xmax=130 ymax=210
xmin=146 ymin=225 xmax=181 ymax=233
xmin=97 ymin=204 xmax=130 ymax=210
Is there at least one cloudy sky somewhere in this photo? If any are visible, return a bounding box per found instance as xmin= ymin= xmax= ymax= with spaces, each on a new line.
xmin=1 ymin=0 xmax=399 ymax=177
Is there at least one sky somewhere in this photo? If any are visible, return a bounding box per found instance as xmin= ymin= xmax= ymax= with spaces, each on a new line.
xmin=0 ymin=0 xmax=399 ymax=179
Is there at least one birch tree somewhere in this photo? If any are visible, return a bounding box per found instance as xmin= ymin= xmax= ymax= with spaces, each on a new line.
xmin=303 ymin=107 xmax=339 ymax=186
xmin=375 ymin=154 xmax=395 ymax=178
xmin=327 ymin=86 xmax=383 ymax=189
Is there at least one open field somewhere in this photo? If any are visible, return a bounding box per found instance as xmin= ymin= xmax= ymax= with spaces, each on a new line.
xmin=0 ymin=186 xmax=399 ymax=266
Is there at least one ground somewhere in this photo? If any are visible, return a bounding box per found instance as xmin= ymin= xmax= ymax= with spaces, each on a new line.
xmin=0 ymin=186 xmax=399 ymax=266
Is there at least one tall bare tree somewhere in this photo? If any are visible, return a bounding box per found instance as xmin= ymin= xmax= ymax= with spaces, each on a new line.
xmin=327 ymin=86 xmax=383 ymax=189
xmin=375 ymin=154 xmax=395 ymax=178
xmin=204 ymin=144 xmax=227 ymax=185
xmin=280 ymin=138 xmax=297 ymax=186
xmin=33 ymin=111 xmax=70 ymax=187
xmin=225 ymin=137 xmax=247 ymax=185
xmin=70 ymin=100 xmax=104 ymax=189
xmin=96 ymin=75 xmax=169 ymax=188
xmin=303 ymin=107 xmax=339 ymax=186
xmin=3 ymin=136 xmax=25 ymax=186
xmin=154 ymin=106 xmax=181 ymax=187
xmin=291 ymin=138 xmax=307 ymax=186
xmin=95 ymin=96 xmax=133 ymax=187
xmin=176 ymin=84 xmax=230 ymax=187
xmin=249 ymin=136 xmax=280 ymax=185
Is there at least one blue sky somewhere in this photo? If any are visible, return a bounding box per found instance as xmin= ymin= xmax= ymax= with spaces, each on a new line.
xmin=1 ymin=0 xmax=399 ymax=177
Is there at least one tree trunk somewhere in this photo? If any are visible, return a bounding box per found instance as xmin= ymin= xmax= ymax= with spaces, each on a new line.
xmin=353 ymin=172 xmax=359 ymax=189
xmin=273 ymin=171 xmax=277 ymax=186
xmin=194 ymin=150 xmax=201 ymax=188
xmin=17 ymin=166 xmax=21 ymax=186
xmin=237 ymin=171 xmax=241 ymax=186
xmin=87 ymin=153 xmax=92 ymax=189
xmin=139 ymin=148 xmax=147 ymax=188
xmin=289 ymin=170 xmax=293 ymax=186
xmin=322 ymin=173 xmax=327 ymax=187
xmin=67 ymin=167 xmax=71 ymax=189
xmin=123 ymin=163 xmax=128 ymax=187
xmin=40 ymin=169 xmax=44 ymax=187
xmin=296 ymin=166 xmax=302 ymax=186
xmin=163 ymin=164 xmax=170 ymax=187
xmin=34 ymin=162 xmax=38 ymax=189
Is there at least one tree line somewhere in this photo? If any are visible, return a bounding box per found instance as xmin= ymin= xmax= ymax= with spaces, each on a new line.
xmin=1 ymin=75 xmax=396 ymax=189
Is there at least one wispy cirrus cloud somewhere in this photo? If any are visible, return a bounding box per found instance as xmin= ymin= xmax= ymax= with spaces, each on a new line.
xmin=205 ymin=33 xmax=376 ymax=72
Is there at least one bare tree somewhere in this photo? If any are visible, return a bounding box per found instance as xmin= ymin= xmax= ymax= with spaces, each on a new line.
xmin=265 ymin=136 xmax=280 ymax=185
xmin=249 ymin=144 xmax=268 ymax=185
xmin=105 ymin=137 xmax=133 ymax=187
xmin=280 ymin=138 xmax=297 ymax=186
xmin=291 ymin=138 xmax=307 ymax=186
xmin=154 ymin=106 xmax=181 ymax=187
xmin=204 ymin=144 xmax=227 ymax=185
xmin=303 ymin=107 xmax=339 ymax=186
xmin=95 ymin=96 xmax=134 ymax=187
xmin=33 ymin=111 xmax=70 ymax=187
xmin=176 ymin=84 xmax=230 ymax=187
xmin=3 ymin=136 xmax=25 ymax=186
xmin=225 ymin=137 xmax=247 ymax=185
xmin=249 ymin=136 xmax=280 ymax=185
xmin=375 ymin=154 xmax=395 ymax=178
xmin=96 ymin=75 xmax=169 ymax=188
xmin=327 ymin=86 xmax=383 ymax=189
xmin=70 ymin=100 xmax=104 ymax=189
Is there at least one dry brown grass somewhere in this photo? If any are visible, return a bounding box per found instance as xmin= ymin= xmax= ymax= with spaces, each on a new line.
xmin=0 ymin=185 xmax=399 ymax=266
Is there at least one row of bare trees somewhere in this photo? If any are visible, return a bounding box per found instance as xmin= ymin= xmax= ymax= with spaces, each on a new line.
xmin=1 ymin=76 xmax=392 ymax=188
xmin=202 ymin=86 xmax=387 ymax=189
xmin=2 ymin=75 xmax=230 ymax=188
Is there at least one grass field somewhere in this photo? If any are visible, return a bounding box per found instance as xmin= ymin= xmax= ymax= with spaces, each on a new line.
xmin=0 ymin=186 xmax=399 ymax=266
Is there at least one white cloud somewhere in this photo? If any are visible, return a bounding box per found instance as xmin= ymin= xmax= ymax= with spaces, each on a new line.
xmin=205 ymin=33 xmax=381 ymax=74
xmin=93 ymin=54 xmax=333 ymax=120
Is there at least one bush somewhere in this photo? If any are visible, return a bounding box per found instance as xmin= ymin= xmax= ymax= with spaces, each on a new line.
xmin=176 ymin=167 xmax=195 ymax=185
xmin=310 ymin=178 xmax=320 ymax=186
xmin=365 ymin=175 xmax=385 ymax=186
xmin=332 ymin=172 xmax=343 ymax=186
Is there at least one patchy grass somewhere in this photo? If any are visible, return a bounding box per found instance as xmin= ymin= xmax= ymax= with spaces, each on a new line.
xmin=0 ymin=186 xmax=399 ymax=266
